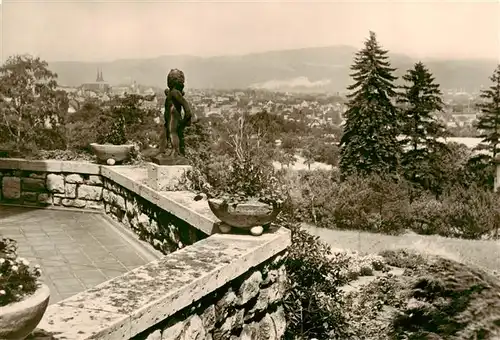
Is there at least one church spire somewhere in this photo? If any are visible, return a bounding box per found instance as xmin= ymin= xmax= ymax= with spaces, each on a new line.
xmin=95 ymin=68 xmax=104 ymax=82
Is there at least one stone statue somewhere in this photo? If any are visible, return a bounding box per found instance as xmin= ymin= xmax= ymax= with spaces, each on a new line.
xmin=160 ymin=69 xmax=192 ymax=160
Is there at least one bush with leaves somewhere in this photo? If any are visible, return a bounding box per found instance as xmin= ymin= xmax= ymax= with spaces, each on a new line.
xmin=67 ymin=94 xmax=160 ymax=150
xmin=278 ymin=214 xmax=349 ymax=340
xmin=288 ymin=172 xmax=411 ymax=234
xmin=0 ymin=237 xmax=42 ymax=307
xmin=66 ymin=99 xmax=104 ymax=152
xmin=441 ymin=185 xmax=500 ymax=239
xmin=408 ymin=184 xmax=500 ymax=239
xmin=332 ymin=174 xmax=412 ymax=234
xmin=463 ymin=154 xmax=495 ymax=191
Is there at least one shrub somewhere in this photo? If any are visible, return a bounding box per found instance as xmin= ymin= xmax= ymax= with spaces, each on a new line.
xmin=408 ymin=195 xmax=450 ymax=236
xmin=388 ymin=252 xmax=500 ymax=339
xmin=0 ymin=237 xmax=42 ymax=307
xmin=340 ymin=249 xmax=500 ymax=339
xmin=329 ymin=174 xmax=411 ymax=234
xmin=67 ymin=95 xmax=160 ymax=149
xmin=285 ymin=168 xmax=500 ymax=240
xmin=440 ymin=185 xmax=500 ymax=239
xmin=188 ymin=115 xmax=286 ymax=205
xmin=463 ymin=154 xmax=495 ymax=191
xmin=284 ymin=169 xmax=338 ymax=224
xmin=279 ymin=214 xmax=349 ymax=339
xmin=407 ymin=185 xmax=500 ymax=239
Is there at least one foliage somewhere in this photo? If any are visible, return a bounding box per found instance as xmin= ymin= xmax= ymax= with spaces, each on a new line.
xmin=389 ymin=251 xmax=500 ymax=339
xmin=188 ymin=115 xmax=287 ymax=205
xmin=464 ymin=154 xmax=495 ymax=191
xmin=436 ymin=185 xmax=500 ymax=239
xmin=398 ymin=62 xmax=451 ymax=196
xmin=66 ymin=99 xmax=104 ymax=151
xmin=287 ymin=172 xmax=412 ymax=234
xmin=300 ymin=136 xmax=339 ymax=168
xmin=285 ymin=169 xmax=500 ymax=239
xmin=245 ymin=110 xmax=284 ymax=144
xmin=0 ymin=237 xmax=42 ymax=307
xmin=341 ymin=249 xmax=500 ymax=339
xmin=67 ymin=94 xmax=160 ymax=148
xmin=310 ymin=141 xmax=339 ymax=167
xmin=332 ymin=174 xmax=411 ymax=234
xmin=339 ymin=31 xmax=401 ymax=177
xmin=475 ymin=64 xmax=500 ymax=159
xmin=300 ymin=148 xmax=316 ymax=170
xmin=279 ymin=215 xmax=349 ymax=340
xmin=0 ymin=54 xmax=68 ymax=153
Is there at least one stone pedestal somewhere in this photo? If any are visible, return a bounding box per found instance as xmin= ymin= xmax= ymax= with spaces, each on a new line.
xmin=146 ymin=162 xmax=192 ymax=191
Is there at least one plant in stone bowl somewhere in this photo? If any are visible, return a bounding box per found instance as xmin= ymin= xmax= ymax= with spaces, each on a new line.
xmin=0 ymin=237 xmax=50 ymax=339
xmin=89 ymin=94 xmax=155 ymax=165
xmin=189 ymin=116 xmax=287 ymax=236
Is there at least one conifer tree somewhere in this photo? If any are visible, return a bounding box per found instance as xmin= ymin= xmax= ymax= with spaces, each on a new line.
xmin=398 ymin=62 xmax=450 ymax=194
xmin=339 ymin=31 xmax=400 ymax=177
xmin=476 ymin=65 xmax=500 ymax=159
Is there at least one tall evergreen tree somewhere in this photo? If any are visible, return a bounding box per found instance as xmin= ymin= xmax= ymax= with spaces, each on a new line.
xmin=476 ymin=65 xmax=500 ymax=159
xmin=339 ymin=31 xmax=400 ymax=177
xmin=398 ymin=62 xmax=450 ymax=194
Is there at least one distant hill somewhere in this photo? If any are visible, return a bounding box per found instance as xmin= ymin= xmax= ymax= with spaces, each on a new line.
xmin=48 ymin=46 xmax=497 ymax=93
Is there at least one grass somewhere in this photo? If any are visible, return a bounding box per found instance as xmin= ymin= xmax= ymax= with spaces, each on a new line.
xmin=303 ymin=224 xmax=500 ymax=276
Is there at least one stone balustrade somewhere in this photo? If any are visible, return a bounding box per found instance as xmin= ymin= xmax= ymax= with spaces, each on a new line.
xmin=0 ymin=158 xmax=291 ymax=340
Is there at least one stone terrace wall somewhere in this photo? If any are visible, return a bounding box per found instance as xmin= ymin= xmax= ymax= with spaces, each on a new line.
xmin=102 ymin=178 xmax=207 ymax=255
xmin=0 ymin=169 xmax=104 ymax=209
xmin=134 ymin=252 xmax=287 ymax=340
xmin=0 ymin=160 xmax=207 ymax=256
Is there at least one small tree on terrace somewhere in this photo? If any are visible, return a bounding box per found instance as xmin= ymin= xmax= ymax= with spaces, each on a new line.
xmin=339 ymin=31 xmax=401 ymax=178
xmin=398 ymin=61 xmax=450 ymax=196
xmin=0 ymin=54 xmax=68 ymax=152
xmin=475 ymin=64 xmax=500 ymax=159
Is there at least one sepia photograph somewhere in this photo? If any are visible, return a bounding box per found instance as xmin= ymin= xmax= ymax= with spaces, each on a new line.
xmin=0 ymin=0 xmax=499 ymax=339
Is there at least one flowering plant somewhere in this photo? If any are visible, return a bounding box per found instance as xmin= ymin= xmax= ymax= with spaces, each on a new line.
xmin=0 ymin=237 xmax=42 ymax=307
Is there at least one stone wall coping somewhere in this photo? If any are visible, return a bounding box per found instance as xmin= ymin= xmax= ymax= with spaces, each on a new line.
xmin=36 ymin=227 xmax=291 ymax=340
xmin=1 ymin=158 xmax=292 ymax=339
xmin=0 ymin=158 xmax=216 ymax=235
xmin=0 ymin=158 xmax=101 ymax=174
xmin=101 ymin=166 xmax=217 ymax=235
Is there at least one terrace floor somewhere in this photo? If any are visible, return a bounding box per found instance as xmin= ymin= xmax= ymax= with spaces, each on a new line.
xmin=0 ymin=205 xmax=159 ymax=304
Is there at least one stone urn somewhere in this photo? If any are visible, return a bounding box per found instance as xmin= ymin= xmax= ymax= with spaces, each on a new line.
xmin=208 ymin=198 xmax=282 ymax=236
xmin=90 ymin=143 xmax=134 ymax=164
xmin=0 ymin=283 xmax=51 ymax=340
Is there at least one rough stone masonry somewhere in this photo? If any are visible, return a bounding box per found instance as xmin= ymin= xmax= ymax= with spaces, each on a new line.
xmin=137 ymin=252 xmax=287 ymax=340
xmin=0 ymin=170 xmax=104 ymax=209
xmin=101 ymin=178 xmax=207 ymax=255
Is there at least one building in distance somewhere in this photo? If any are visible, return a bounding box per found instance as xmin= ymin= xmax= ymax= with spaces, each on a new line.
xmin=80 ymin=68 xmax=111 ymax=94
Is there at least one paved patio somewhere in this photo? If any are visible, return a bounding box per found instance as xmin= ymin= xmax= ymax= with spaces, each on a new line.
xmin=0 ymin=205 xmax=158 ymax=304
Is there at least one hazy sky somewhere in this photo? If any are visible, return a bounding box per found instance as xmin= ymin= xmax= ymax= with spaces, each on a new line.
xmin=1 ymin=0 xmax=499 ymax=62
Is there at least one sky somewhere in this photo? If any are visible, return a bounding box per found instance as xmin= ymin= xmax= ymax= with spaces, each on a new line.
xmin=0 ymin=0 xmax=499 ymax=63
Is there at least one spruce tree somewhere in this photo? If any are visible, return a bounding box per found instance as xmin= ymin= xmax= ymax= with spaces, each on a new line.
xmin=476 ymin=65 xmax=500 ymax=159
xmin=398 ymin=62 xmax=450 ymax=194
xmin=339 ymin=31 xmax=400 ymax=177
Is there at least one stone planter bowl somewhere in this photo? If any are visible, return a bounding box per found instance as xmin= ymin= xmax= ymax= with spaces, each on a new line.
xmin=0 ymin=284 xmax=51 ymax=340
xmin=90 ymin=143 xmax=134 ymax=164
xmin=208 ymin=198 xmax=282 ymax=236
